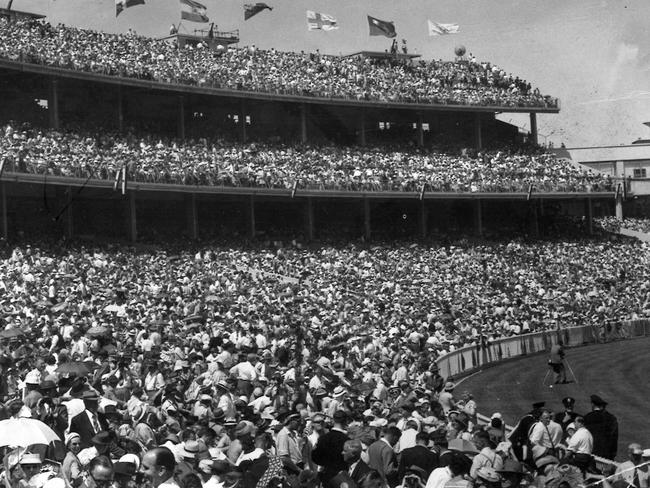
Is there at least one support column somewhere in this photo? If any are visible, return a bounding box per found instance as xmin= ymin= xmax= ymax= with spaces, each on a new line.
xmin=178 ymin=95 xmax=186 ymax=140
xmin=474 ymin=199 xmax=483 ymax=236
xmin=358 ymin=110 xmax=366 ymax=146
xmin=1 ymin=182 xmax=7 ymax=240
xmin=49 ymin=78 xmax=59 ymax=130
xmin=128 ymin=191 xmax=137 ymax=243
xmin=117 ymin=86 xmax=124 ymax=133
xmin=363 ymin=198 xmax=371 ymax=241
xmin=420 ymin=200 xmax=428 ymax=240
xmin=186 ymin=193 xmax=198 ymax=240
xmin=248 ymin=195 xmax=256 ymax=239
xmin=529 ymin=112 xmax=538 ymax=145
xmin=615 ymin=196 xmax=623 ymax=220
xmin=585 ymin=198 xmax=593 ymax=235
xmin=305 ymin=197 xmax=314 ymax=241
xmin=65 ymin=186 xmax=73 ymax=239
xmin=240 ymin=100 xmax=247 ymax=143
xmin=473 ymin=113 xmax=482 ymax=150
xmin=300 ymin=103 xmax=308 ymax=144
xmin=417 ymin=112 xmax=424 ymax=147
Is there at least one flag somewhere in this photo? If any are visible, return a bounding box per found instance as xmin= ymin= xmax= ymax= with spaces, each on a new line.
xmin=306 ymin=10 xmax=338 ymax=31
xmin=427 ymin=20 xmax=460 ymax=36
xmin=115 ymin=0 xmax=144 ymax=17
xmin=180 ymin=0 xmax=209 ymax=22
xmin=367 ymin=15 xmax=396 ymax=38
xmin=244 ymin=3 xmax=272 ymax=20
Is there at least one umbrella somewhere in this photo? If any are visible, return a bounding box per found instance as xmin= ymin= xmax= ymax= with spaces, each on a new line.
xmin=55 ymin=361 xmax=97 ymax=376
xmin=0 ymin=328 xmax=25 ymax=339
xmin=86 ymin=326 xmax=110 ymax=338
xmin=0 ymin=418 xmax=60 ymax=447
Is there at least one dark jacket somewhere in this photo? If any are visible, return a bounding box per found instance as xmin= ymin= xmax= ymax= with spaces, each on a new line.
xmin=69 ymin=410 xmax=107 ymax=449
xmin=312 ymin=430 xmax=349 ymax=487
xmin=397 ymin=445 xmax=440 ymax=480
xmin=584 ymin=409 xmax=618 ymax=460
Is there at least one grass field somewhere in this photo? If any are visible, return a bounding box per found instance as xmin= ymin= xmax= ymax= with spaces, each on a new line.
xmin=458 ymin=336 xmax=650 ymax=461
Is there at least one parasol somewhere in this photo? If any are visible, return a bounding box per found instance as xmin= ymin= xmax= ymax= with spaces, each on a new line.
xmin=0 ymin=418 xmax=61 ymax=447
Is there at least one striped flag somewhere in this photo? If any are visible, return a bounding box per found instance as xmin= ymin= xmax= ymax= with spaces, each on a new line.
xmin=181 ymin=0 xmax=209 ymax=23
xmin=367 ymin=15 xmax=396 ymax=38
xmin=115 ymin=0 xmax=144 ymax=17
xmin=306 ymin=10 xmax=338 ymax=31
xmin=427 ymin=20 xmax=460 ymax=36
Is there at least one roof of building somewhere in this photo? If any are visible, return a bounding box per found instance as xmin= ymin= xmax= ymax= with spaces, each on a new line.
xmin=561 ymin=144 xmax=650 ymax=163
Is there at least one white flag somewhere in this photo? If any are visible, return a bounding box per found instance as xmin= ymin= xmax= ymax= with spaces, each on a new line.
xmin=307 ymin=10 xmax=339 ymax=31
xmin=428 ymin=20 xmax=459 ymax=36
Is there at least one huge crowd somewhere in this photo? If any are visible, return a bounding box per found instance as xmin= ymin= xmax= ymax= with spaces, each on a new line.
xmin=0 ymin=235 xmax=647 ymax=488
xmin=0 ymin=123 xmax=612 ymax=193
xmin=0 ymin=19 xmax=558 ymax=109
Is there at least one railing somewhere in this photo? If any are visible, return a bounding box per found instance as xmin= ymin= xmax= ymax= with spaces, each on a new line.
xmin=434 ymin=320 xmax=650 ymax=379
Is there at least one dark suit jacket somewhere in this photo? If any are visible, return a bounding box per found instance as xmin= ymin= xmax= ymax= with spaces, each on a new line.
xmin=312 ymin=430 xmax=349 ymax=487
xmin=367 ymin=440 xmax=398 ymax=487
xmin=397 ymin=445 xmax=440 ymax=480
xmin=350 ymin=460 xmax=373 ymax=485
xmin=584 ymin=409 xmax=618 ymax=460
xmin=69 ymin=410 xmax=106 ymax=449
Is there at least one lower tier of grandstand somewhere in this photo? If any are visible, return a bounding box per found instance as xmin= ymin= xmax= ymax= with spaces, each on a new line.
xmin=0 ymin=176 xmax=615 ymax=241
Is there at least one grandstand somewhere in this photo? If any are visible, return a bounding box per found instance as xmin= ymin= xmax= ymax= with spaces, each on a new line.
xmin=0 ymin=11 xmax=618 ymax=242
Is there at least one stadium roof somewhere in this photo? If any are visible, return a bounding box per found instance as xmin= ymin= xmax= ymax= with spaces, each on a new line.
xmin=0 ymin=8 xmax=45 ymax=20
xmin=562 ymin=144 xmax=650 ymax=163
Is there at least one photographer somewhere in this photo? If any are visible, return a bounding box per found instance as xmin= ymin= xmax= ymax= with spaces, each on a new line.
xmin=397 ymin=466 xmax=428 ymax=488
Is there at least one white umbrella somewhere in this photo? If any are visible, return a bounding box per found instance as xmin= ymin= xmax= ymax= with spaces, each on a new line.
xmin=0 ymin=418 xmax=61 ymax=447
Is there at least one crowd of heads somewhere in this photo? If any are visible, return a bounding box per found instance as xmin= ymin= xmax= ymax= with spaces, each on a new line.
xmin=596 ymin=217 xmax=650 ymax=235
xmin=0 ymin=19 xmax=558 ymax=109
xmin=0 ymin=233 xmax=646 ymax=487
xmin=0 ymin=123 xmax=612 ymax=193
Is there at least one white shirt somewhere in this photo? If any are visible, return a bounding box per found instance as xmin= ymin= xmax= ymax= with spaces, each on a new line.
xmin=426 ymin=467 xmax=452 ymax=488
xmin=230 ymin=361 xmax=258 ymax=381
xmin=470 ymin=447 xmax=504 ymax=479
xmin=529 ymin=421 xmax=563 ymax=459
xmin=566 ymin=427 xmax=593 ymax=455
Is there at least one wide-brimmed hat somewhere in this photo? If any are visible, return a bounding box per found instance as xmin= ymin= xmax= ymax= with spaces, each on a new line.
xmin=332 ymin=386 xmax=347 ymax=398
xmin=497 ymin=459 xmax=524 ymax=474
xmin=181 ymin=440 xmax=200 ymax=459
xmin=443 ymin=382 xmax=455 ymax=391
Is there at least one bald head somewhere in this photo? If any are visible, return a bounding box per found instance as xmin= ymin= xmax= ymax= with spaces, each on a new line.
xmin=141 ymin=448 xmax=176 ymax=488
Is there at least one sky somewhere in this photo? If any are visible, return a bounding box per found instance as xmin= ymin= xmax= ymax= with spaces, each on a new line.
xmin=9 ymin=0 xmax=650 ymax=148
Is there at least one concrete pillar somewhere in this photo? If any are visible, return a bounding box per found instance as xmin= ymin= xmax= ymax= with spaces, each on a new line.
xmin=363 ymin=198 xmax=371 ymax=241
xmin=128 ymin=191 xmax=137 ymax=243
xmin=178 ymin=95 xmax=186 ymax=140
xmin=420 ymin=200 xmax=428 ymax=240
xmin=585 ymin=198 xmax=593 ymax=235
xmin=305 ymin=197 xmax=314 ymax=241
xmin=473 ymin=113 xmax=482 ymax=150
xmin=65 ymin=186 xmax=73 ymax=239
xmin=49 ymin=78 xmax=59 ymax=130
xmin=474 ymin=199 xmax=483 ymax=236
xmin=300 ymin=103 xmax=308 ymax=144
xmin=117 ymin=86 xmax=124 ymax=133
xmin=248 ymin=195 xmax=255 ymax=239
xmin=529 ymin=112 xmax=538 ymax=145
xmin=417 ymin=112 xmax=424 ymax=147
xmin=186 ymin=193 xmax=198 ymax=240
xmin=616 ymin=198 xmax=623 ymax=220
xmin=358 ymin=110 xmax=366 ymax=146
xmin=240 ymin=100 xmax=247 ymax=143
xmin=1 ymin=182 xmax=7 ymax=240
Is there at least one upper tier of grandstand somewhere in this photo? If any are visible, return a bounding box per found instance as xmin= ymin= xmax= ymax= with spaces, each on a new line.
xmin=0 ymin=123 xmax=611 ymax=193
xmin=0 ymin=18 xmax=558 ymax=110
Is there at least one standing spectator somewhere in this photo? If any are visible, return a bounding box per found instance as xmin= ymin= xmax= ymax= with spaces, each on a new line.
xmin=341 ymin=439 xmax=373 ymax=487
xmin=367 ymin=426 xmax=401 ymax=487
xmin=438 ymin=383 xmax=456 ymax=415
xmin=583 ymin=394 xmax=618 ymax=460
xmin=81 ymin=455 xmax=114 ymax=488
xmin=69 ymin=390 xmax=106 ymax=449
xmin=613 ymin=444 xmax=648 ymax=488
xmin=277 ymin=413 xmax=303 ymax=468
xmin=554 ymin=397 xmax=579 ymax=432
xmin=312 ymin=410 xmax=350 ymax=487
xmin=470 ymin=431 xmax=503 ymax=480
xmin=398 ymin=432 xmax=439 ymax=480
